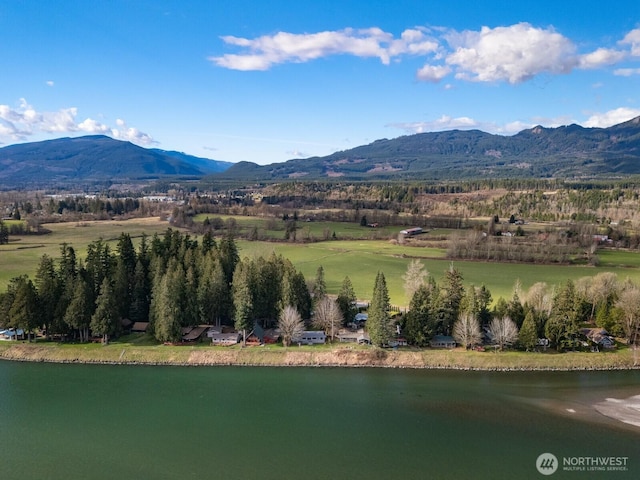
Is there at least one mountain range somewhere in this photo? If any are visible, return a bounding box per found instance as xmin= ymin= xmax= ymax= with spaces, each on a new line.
xmin=218 ymin=116 xmax=640 ymax=181
xmin=0 ymin=135 xmax=232 ymax=189
xmin=1 ymin=117 xmax=640 ymax=189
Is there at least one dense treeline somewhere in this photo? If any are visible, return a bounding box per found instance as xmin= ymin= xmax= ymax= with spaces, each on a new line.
xmin=399 ymin=262 xmax=639 ymax=352
xmin=0 ymin=229 xmax=310 ymax=344
xmin=1 ymin=228 xmax=639 ymax=352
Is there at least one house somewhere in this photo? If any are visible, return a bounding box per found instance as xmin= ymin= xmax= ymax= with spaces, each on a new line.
xmin=263 ymin=329 xmax=281 ymax=344
xmin=299 ymin=331 xmax=326 ymax=345
xmin=182 ymin=326 xmax=209 ymax=342
xmin=337 ymin=331 xmax=370 ymax=345
xmin=581 ymin=328 xmax=616 ymax=349
xmin=210 ymin=332 xmax=241 ymax=346
xmin=0 ymin=328 xmax=25 ymax=340
xmin=430 ymin=335 xmax=456 ymax=349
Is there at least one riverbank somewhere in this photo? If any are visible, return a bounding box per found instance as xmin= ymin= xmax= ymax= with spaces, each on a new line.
xmin=0 ymin=340 xmax=637 ymax=370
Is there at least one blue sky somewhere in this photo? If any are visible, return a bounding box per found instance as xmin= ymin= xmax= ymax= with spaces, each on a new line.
xmin=1 ymin=0 xmax=639 ymax=165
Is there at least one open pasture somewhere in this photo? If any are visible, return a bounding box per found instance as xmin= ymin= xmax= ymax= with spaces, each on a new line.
xmin=193 ymin=213 xmax=402 ymax=240
xmin=0 ymin=217 xmax=174 ymax=290
xmin=2 ymin=217 xmax=640 ymax=306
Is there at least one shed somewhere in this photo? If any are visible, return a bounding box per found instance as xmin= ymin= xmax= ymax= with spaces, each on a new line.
xmin=131 ymin=322 xmax=149 ymax=333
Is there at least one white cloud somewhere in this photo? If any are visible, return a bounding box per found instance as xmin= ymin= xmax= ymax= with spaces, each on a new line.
xmin=46 ymin=80 xmax=54 ymax=87
xmin=416 ymin=64 xmax=451 ymax=82
xmin=0 ymin=99 xmax=154 ymax=145
xmin=389 ymin=115 xmax=479 ymax=133
xmin=620 ymin=28 xmax=640 ymax=56
xmin=78 ymin=118 xmax=111 ymax=133
xmin=578 ymin=48 xmax=627 ymax=69
xmin=210 ymin=27 xmax=438 ymax=70
xmin=614 ymin=68 xmax=640 ymax=76
xmin=212 ymin=23 xmax=639 ymax=85
xmin=583 ymin=107 xmax=640 ymax=128
xmin=444 ymin=23 xmax=577 ymax=83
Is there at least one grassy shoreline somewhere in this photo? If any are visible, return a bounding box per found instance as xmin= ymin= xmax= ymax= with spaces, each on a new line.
xmin=0 ymin=340 xmax=637 ymax=370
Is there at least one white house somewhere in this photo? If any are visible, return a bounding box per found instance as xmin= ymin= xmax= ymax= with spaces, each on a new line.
xmin=299 ymin=331 xmax=326 ymax=345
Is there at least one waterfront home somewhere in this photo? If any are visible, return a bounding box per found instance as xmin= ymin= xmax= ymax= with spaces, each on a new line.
xmin=210 ymin=332 xmax=241 ymax=346
xmin=580 ymin=328 xmax=616 ymax=349
xmin=430 ymin=335 xmax=456 ymax=349
xmin=182 ymin=326 xmax=209 ymax=343
xmin=300 ymin=331 xmax=326 ymax=345
xmin=0 ymin=328 xmax=25 ymax=340
xmin=337 ymin=331 xmax=371 ymax=345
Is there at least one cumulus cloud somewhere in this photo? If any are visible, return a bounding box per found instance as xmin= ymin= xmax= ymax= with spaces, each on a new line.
xmin=583 ymin=107 xmax=640 ymax=128
xmin=0 ymin=99 xmax=154 ymax=145
xmin=620 ymin=28 xmax=640 ymax=56
xmin=416 ymin=64 xmax=451 ymax=82
xmin=46 ymin=80 xmax=54 ymax=87
xmin=210 ymin=27 xmax=438 ymax=70
xmin=444 ymin=23 xmax=577 ymax=83
xmin=578 ymin=48 xmax=627 ymax=69
xmin=212 ymin=23 xmax=640 ymax=85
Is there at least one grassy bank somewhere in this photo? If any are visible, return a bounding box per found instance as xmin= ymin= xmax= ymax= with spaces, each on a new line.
xmin=0 ymin=339 xmax=636 ymax=370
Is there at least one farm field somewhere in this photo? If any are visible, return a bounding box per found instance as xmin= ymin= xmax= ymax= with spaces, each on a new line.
xmin=0 ymin=217 xmax=177 ymax=290
xmin=3 ymin=217 xmax=640 ymax=306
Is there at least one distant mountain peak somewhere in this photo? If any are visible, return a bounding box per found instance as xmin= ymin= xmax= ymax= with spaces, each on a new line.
xmin=219 ymin=116 xmax=640 ymax=181
xmin=0 ymin=135 xmax=232 ymax=188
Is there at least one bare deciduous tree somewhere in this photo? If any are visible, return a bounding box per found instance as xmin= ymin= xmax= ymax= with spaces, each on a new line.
xmin=588 ymin=272 xmax=618 ymax=320
xmin=525 ymin=282 xmax=553 ymax=316
xmin=313 ymin=296 xmax=343 ymax=341
xmin=452 ymin=313 xmax=482 ymax=350
xmin=278 ymin=305 xmax=305 ymax=347
xmin=489 ymin=316 xmax=519 ymax=351
xmin=615 ymin=286 xmax=640 ymax=345
xmin=402 ymin=259 xmax=429 ymax=301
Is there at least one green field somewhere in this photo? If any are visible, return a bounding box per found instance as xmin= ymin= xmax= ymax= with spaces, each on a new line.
xmin=193 ymin=213 xmax=403 ymax=240
xmin=3 ymin=217 xmax=640 ymax=306
xmin=0 ymin=218 xmax=176 ymax=290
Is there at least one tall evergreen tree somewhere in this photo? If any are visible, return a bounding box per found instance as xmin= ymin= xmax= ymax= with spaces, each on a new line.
xmin=8 ymin=276 xmax=39 ymax=341
xmin=219 ymin=231 xmax=239 ymax=285
xmin=312 ymin=265 xmax=327 ymax=302
xmin=0 ymin=219 xmax=9 ymax=245
xmin=198 ymin=256 xmax=230 ymax=325
xmin=233 ymin=260 xmax=254 ymax=344
xmin=437 ymin=265 xmax=465 ymax=335
xmin=64 ymin=276 xmax=93 ymax=342
xmin=545 ymin=280 xmax=579 ymax=351
xmin=404 ymin=283 xmax=435 ymax=346
xmin=90 ymin=278 xmax=120 ymax=344
xmin=368 ymin=271 xmax=391 ymax=347
xmin=35 ymin=254 xmax=60 ymax=338
xmin=519 ymin=310 xmax=538 ymax=351
xmin=336 ymin=276 xmax=358 ymax=326
xmin=130 ymin=260 xmax=150 ymax=323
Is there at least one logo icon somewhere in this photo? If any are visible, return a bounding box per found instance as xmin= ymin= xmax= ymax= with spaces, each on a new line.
xmin=536 ymin=453 xmax=558 ymax=475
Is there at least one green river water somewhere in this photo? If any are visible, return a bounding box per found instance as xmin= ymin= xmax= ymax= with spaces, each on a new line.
xmin=0 ymin=361 xmax=638 ymax=479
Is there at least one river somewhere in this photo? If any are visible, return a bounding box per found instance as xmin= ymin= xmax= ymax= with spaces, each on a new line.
xmin=0 ymin=362 xmax=638 ymax=479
